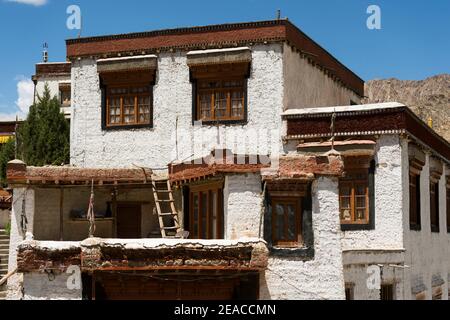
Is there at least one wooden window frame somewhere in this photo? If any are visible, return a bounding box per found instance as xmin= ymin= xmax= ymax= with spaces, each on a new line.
xmin=188 ymin=181 xmax=224 ymax=240
xmin=59 ymin=85 xmax=71 ymax=107
xmin=409 ymin=172 xmax=422 ymax=231
xmin=100 ymin=71 xmax=155 ymax=130
xmin=446 ymin=180 xmax=450 ymax=233
xmin=430 ymin=181 xmax=440 ymax=233
xmin=194 ymin=78 xmax=247 ymax=124
xmin=104 ymin=83 xmax=153 ymax=128
xmin=339 ymin=168 xmax=373 ymax=228
xmin=191 ymin=62 xmax=250 ymax=125
xmin=271 ymin=197 xmax=303 ymax=248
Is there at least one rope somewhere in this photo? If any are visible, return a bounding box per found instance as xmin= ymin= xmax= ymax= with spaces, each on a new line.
xmin=87 ymin=179 xmax=96 ymax=238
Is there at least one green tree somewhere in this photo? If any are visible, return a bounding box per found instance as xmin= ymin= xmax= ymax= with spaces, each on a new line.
xmin=0 ymin=138 xmax=16 ymax=186
xmin=17 ymin=84 xmax=70 ymax=166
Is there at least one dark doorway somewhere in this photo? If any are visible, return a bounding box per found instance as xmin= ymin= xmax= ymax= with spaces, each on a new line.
xmin=116 ymin=203 xmax=142 ymax=238
xmin=84 ymin=271 xmax=260 ymax=300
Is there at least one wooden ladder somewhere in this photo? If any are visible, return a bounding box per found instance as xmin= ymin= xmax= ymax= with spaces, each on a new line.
xmin=151 ymin=178 xmax=182 ymax=238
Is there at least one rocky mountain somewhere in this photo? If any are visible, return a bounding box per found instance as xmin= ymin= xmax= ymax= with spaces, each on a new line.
xmin=365 ymin=74 xmax=450 ymax=141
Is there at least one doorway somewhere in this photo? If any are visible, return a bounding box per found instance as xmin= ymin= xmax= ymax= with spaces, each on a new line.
xmin=116 ymin=203 xmax=142 ymax=238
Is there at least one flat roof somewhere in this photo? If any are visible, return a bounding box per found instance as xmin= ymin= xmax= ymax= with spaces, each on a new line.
xmin=66 ymin=19 xmax=364 ymax=96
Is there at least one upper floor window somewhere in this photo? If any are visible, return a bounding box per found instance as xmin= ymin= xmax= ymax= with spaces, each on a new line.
xmin=340 ymin=170 xmax=369 ymax=225
xmin=430 ymin=181 xmax=440 ymax=233
xmin=265 ymin=182 xmax=312 ymax=253
xmin=409 ymin=144 xmax=425 ymax=231
xmin=59 ymin=84 xmax=71 ymax=107
xmin=187 ymin=181 xmax=224 ymax=240
xmin=429 ymin=157 xmax=443 ymax=233
xmin=271 ymin=197 xmax=303 ymax=247
xmin=106 ymin=84 xmax=152 ymax=127
xmin=196 ymin=79 xmax=245 ymax=122
xmin=340 ymin=157 xmax=375 ymax=230
xmin=190 ymin=62 xmax=250 ymax=124
xmin=446 ymin=177 xmax=450 ymax=233
xmin=100 ymin=70 xmax=155 ymax=130
xmin=409 ymin=172 xmax=421 ymax=230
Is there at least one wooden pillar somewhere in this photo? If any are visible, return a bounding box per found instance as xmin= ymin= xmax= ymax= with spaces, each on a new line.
xmin=59 ymin=187 xmax=64 ymax=241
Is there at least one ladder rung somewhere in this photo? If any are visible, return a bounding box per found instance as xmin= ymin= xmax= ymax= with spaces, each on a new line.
xmin=161 ymin=226 xmax=178 ymax=230
xmin=155 ymin=190 xmax=171 ymax=193
xmin=156 ymin=199 xmax=174 ymax=203
xmin=159 ymin=212 xmax=177 ymax=216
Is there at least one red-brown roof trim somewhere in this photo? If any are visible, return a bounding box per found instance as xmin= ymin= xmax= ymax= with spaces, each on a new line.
xmin=285 ymin=105 xmax=450 ymax=164
xmin=66 ymin=19 xmax=364 ymax=96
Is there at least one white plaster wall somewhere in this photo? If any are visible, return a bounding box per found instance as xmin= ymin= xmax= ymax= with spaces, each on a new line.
xmin=282 ymin=44 xmax=362 ymax=110
xmin=224 ymin=174 xmax=263 ymax=239
xmin=344 ymin=264 xmax=404 ymax=300
xmin=70 ymin=44 xmax=284 ymax=169
xmin=35 ymin=76 xmax=69 ymax=98
xmin=260 ymin=177 xmax=345 ymax=300
xmin=341 ymin=135 xmax=404 ymax=250
xmin=402 ymin=151 xmax=450 ymax=300
xmin=22 ymin=272 xmax=82 ymax=300
xmin=35 ymin=75 xmax=71 ymax=118
xmin=7 ymin=188 xmax=34 ymax=300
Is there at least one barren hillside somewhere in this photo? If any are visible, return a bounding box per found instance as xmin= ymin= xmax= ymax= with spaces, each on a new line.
xmin=365 ymin=74 xmax=450 ymax=141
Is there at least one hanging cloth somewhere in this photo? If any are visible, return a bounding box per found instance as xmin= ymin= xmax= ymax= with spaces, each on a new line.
xmin=87 ymin=179 xmax=96 ymax=238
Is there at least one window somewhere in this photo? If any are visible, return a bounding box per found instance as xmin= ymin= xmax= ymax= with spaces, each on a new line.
xmin=196 ymin=79 xmax=245 ymax=122
xmin=59 ymin=84 xmax=71 ymax=107
xmin=188 ymin=182 xmax=224 ymax=239
xmin=380 ymin=284 xmax=394 ymax=300
xmin=340 ymin=170 xmax=369 ymax=225
xmin=430 ymin=181 xmax=440 ymax=233
xmin=271 ymin=197 xmax=302 ymax=247
xmin=345 ymin=284 xmax=354 ymax=300
xmin=191 ymin=62 xmax=249 ymax=124
xmin=105 ymin=84 xmax=152 ymax=127
xmin=409 ymin=173 xmax=421 ymax=230
xmin=446 ymin=178 xmax=450 ymax=233
xmin=100 ymin=70 xmax=154 ymax=129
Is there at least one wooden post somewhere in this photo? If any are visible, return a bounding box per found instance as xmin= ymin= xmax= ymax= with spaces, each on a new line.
xmin=112 ymin=188 xmax=118 ymax=237
xmin=59 ymin=188 xmax=64 ymax=241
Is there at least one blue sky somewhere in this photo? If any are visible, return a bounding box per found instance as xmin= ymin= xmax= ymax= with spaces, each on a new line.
xmin=0 ymin=0 xmax=449 ymax=119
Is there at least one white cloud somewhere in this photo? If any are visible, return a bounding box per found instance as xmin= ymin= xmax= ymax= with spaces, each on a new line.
xmin=6 ymin=0 xmax=47 ymax=6
xmin=15 ymin=77 xmax=34 ymax=114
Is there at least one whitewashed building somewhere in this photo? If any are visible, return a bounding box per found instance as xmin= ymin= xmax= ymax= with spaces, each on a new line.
xmin=4 ymin=20 xmax=449 ymax=300
xmin=32 ymin=62 xmax=72 ymax=119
